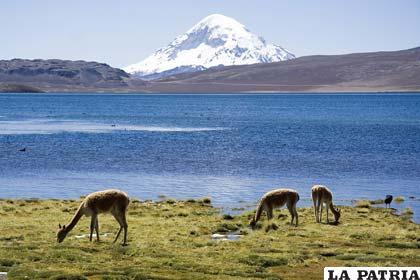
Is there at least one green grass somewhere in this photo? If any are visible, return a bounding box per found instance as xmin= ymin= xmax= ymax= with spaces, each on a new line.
xmin=355 ymin=200 xmax=371 ymax=208
xmin=0 ymin=198 xmax=418 ymax=279
xmin=395 ymin=196 xmax=405 ymax=203
xmin=369 ymin=199 xmax=384 ymax=205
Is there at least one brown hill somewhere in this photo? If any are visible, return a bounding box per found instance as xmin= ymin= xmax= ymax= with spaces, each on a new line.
xmin=0 ymin=59 xmax=145 ymax=92
xmin=148 ymin=47 xmax=420 ymax=92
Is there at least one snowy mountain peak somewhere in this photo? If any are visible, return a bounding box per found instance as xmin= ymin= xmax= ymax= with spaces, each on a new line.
xmin=124 ymin=14 xmax=295 ymax=80
xmin=188 ymin=13 xmax=247 ymax=34
xmin=196 ymin=13 xmax=240 ymax=26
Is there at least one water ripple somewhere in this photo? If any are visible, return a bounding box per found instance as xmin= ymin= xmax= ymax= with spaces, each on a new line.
xmin=0 ymin=119 xmax=227 ymax=134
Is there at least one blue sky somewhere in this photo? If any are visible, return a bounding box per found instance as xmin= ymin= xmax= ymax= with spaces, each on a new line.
xmin=2 ymin=0 xmax=419 ymax=68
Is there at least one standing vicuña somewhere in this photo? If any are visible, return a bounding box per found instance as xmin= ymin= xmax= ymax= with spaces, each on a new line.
xmin=57 ymin=189 xmax=130 ymax=245
xmin=249 ymin=188 xmax=300 ymax=229
xmin=311 ymin=185 xmax=341 ymax=224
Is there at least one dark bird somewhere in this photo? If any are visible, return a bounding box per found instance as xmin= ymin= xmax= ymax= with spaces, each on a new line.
xmin=385 ymin=195 xmax=393 ymax=208
xmin=19 ymin=148 xmax=26 ymax=152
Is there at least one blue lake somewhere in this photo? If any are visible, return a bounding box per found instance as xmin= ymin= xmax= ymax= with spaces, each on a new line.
xmin=0 ymin=93 xmax=419 ymax=221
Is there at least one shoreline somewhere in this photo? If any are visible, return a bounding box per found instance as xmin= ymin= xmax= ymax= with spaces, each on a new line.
xmin=1 ymin=194 xmax=418 ymax=223
xmin=1 ymin=196 xmax=416 ymax=223
xmin=2 ymin=91 xmax=420 ymax=95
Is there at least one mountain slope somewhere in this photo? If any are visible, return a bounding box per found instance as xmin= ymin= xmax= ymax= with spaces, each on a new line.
xmin=124 ymin=14 xmax=295 ymax=79
xmin=149 ymin=47 xmax=420 ymax=92
xmin=0 ymin=59 xmax=143 ymax=92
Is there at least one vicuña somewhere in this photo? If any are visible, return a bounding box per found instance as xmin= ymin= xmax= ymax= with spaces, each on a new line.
xmin=249 ymin=188 xmax=300 ymax=229
xmin=311 ymin=185 xmax=341 ymax=224
xmin=57 ymin=189 xmax=130 ymax=245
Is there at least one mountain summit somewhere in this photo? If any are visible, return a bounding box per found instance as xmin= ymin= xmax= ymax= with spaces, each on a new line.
xmin=124 ymin=14 xmax=295 ymax=79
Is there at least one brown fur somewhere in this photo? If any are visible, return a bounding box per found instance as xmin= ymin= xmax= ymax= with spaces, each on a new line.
xmin=311 ymin=185 xmax=341 ymax=223
xmin=57 ymin=189 xmax=130 ymax=245
xmin=250 ymin=188 xmax=300 ymax=228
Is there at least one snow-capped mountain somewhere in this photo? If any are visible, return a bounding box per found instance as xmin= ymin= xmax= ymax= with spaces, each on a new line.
xmin=124 ymin=14 xmax=295 ymax=80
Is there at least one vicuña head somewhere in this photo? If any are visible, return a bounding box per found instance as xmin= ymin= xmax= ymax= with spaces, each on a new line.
xmin=57 ymin=224 xmax=68 ymax=243
xmin=56 ymin=189 xmax=130 ymax=245
xmin=332 ymin=206 xmax=341 ymax=223
xmin=249 ymin=219 xmax=257 ymax=230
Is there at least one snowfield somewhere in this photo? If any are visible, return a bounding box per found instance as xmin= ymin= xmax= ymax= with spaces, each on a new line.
xmin=124 ymin=14 xmax=295 ymax=79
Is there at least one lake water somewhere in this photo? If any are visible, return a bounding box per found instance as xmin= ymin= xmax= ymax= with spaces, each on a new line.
xmin=0 ymin=93 xmax=419 ymax=221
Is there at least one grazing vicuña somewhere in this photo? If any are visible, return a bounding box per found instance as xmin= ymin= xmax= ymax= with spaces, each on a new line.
xmin=57 ymin=189 xmax=130 ymax=245
xmin=311 ymin=185 xmax=341 ymax=224
xmin=249 ymin=188 xmax=300 ymax=229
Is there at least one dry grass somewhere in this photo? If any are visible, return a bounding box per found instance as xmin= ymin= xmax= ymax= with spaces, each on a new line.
xmin=0 ymin=198 xmax=418 ymax=279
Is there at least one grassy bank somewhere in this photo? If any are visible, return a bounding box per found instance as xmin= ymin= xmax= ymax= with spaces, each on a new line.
xmin=0 ymin=198 xmax=419 ymax=280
